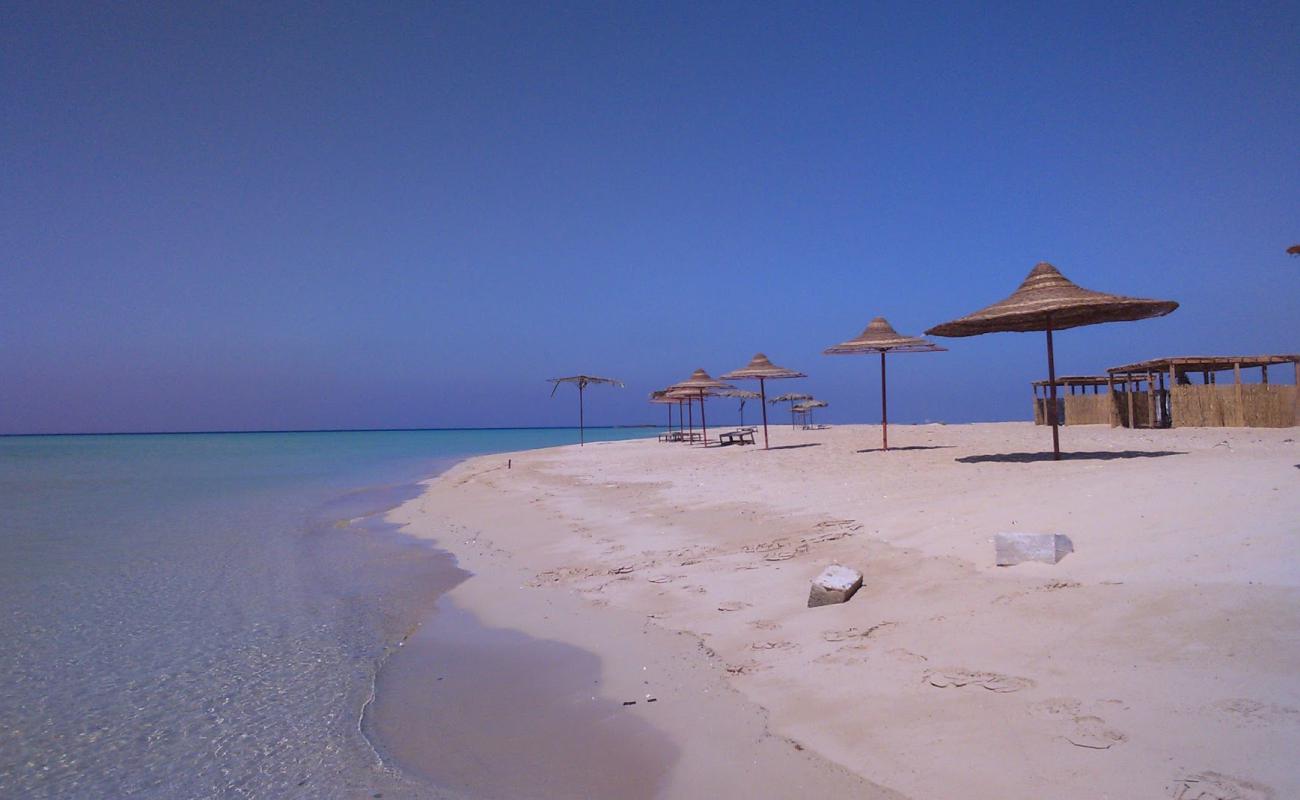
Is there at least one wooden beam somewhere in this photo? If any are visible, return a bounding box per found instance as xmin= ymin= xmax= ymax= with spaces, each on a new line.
xmin=1126 ymin=377 xmax=1135 ymax=428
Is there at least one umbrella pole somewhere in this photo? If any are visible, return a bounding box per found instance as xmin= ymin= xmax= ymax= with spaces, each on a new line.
xmin=699 ymin=389 xmax=708 ymax=445
xmin=759 ymin=378 xmax=770 ymax=450
xmin=579 ymin=383 xmax=586 ymax=446
xmin=687 ymin=398 xmax=694 ymax=438
xmin=880 ymin=351 xmax=889 ymax=451
xmin=1046 ymin=317 xmax=1061 ymax=460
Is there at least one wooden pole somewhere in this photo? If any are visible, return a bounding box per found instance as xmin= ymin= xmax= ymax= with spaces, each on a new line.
xmin=1261 ymin=365 xmax=1268 ymax=385
xmin=1107 ymin=372 xmax=1117 ymax=427
xmin=579 ymin=383 xmax=585 ymax=446
xmin=687 ymin=397 xmax=694 ymax=438
xmin=698 ymin=389 xmax=709 ymax=444
xmin=1168 ymin=364 xmax=1177 ymax=428
xmin=1146 ymin=372 xmax=1155 ymax=429
xmin=1045 ymin=317 xmax=1061 ymax=460
xmin=1126 ymin=375 xmax=1136 ymax=429
xmin=759 ymin=378 xmax=770 ymax=450
xmin=880 ymin=351 xmax=889 ymax=451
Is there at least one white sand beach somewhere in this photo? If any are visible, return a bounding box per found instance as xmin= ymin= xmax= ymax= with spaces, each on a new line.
xmin=390 ymin=422 xmax=1299 ymax=799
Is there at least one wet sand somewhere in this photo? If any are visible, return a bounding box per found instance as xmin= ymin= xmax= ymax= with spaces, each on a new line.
xmin=389 ymin=421 xmax=1300 ymax=799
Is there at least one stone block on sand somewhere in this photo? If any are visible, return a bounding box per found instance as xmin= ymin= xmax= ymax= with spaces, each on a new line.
xmin=995 ymin=533 xmax=1073 ymax=566
xmin=808 ymin=565 xmax=863 ymax=608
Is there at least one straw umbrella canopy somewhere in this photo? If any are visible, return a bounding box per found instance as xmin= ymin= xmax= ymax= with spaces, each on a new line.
xmin=769 ymin=392 xmax=814 ymax=430
xmin=792 ymin=399 xmax=828 ymax=428
xmin=926 ymin=262 xmax=1178 ymax=460
xmin=721 ymin=353 xmax=807 ymax=450
xmin=824 ymin=317 xmax=945 ymax=451
xmin=715 ymin=388 xmax=762 ymax=427
xmin=648 ymin=390 xmax=678 ymax=433
xmin=667 ymin=369 xmax=734 ymax=445
xmin=663 ymin=387 xmax=697 ymax=437
xmin=547 ymin=375 xmax=624 ymax=446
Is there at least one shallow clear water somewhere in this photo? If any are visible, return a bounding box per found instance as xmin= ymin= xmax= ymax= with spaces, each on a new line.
xmin=0 ymin=428 xmax=656 ymax=799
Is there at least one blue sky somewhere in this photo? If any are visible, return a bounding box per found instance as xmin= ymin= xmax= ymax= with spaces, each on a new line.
xmin=3 ymin=1 xmax=1296 ymax=434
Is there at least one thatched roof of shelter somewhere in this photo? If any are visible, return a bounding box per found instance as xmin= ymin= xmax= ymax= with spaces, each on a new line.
xmin=825 ymin=317 xmax=945 ymax=354
xmin=1030 ymin=375 xmax=1111 ymax=387
xmin=793 ymin=399 xmax=828 ymax=412
xmin=925 ymin=263 xmax=1179 ymax=336
xmin=721 ymin=353 xmax=806 ymax=381
xmin=1108 ymin=354 xmax=1300 ymax=375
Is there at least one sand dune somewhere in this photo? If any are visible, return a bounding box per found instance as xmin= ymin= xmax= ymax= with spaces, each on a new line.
xmin=391 ymin=422 xmax=1299 ymax=799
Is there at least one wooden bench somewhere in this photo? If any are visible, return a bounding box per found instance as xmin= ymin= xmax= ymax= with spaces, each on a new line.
xmin=718 ymin=428 xmax=757 ymax=446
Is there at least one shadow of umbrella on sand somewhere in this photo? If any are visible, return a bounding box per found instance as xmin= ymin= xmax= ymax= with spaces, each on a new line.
xmin=547 ymin=375 xmax=624 ymax=446
xmin=721 ymin=354 xmax=806 ymax=450
xmin=824 ymin=317 xmax=944 ymax=452
xmin=926 ymin=262 xmax=1177 ymax=461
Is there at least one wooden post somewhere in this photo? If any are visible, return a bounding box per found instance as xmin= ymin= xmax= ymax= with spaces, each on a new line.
xmin=1044 ymin=318 xmax=1061 ymax=459
xmin=1261 ymin=365 xmax=1268 ymax=385
xmin=880 ymin=351 xmax=889 ymax=451
xmin=698 ymin=389 xmax=709 ymax=444
xmin=758 ymin=377 xmax=770 ymax=450
xmin=1146 ymin=372 xmax=1155 ymax=428
xmin=1126 ymin=375 xmax=1136 ymax=428
xmin=579 ymin=383 xmax=586 ymax=446
xmin=1233 ymin=362 xmax=1244 ymax=426
xmin=1107 ymin=373 xmax=1117 ymax=427
xmin=1168 ymin=364 xmax=1177 ymax=428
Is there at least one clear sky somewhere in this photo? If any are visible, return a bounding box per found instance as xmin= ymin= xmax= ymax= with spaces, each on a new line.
xmin=3 ymin=2 xmax=1297 ymax=434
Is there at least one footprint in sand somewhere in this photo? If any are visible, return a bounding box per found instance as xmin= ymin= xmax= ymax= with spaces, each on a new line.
xmin=821 ymin=622 xmax=897 ymax=643
xmin=716 ymin=600 xmax=751 ymax=612
xmin=1168 ymin=771 xmax=1276 ymax=800
xmin=1212 ymin=698 xmax=1300 ymax=726
xmin=749 ymin=619 xmax=781 ymax=631
xmin=1063 ymin=715 xmax=1128 ymax=750
xmin=750 ymin=640 xmax=796 ymax=651
xmin=888 ymin=648 xmax=928 ymax=663
xmin=923 ymin=668 xmax=1035 ymax=693
xmin=1029 ymin=697 xmax=1082 ymax=719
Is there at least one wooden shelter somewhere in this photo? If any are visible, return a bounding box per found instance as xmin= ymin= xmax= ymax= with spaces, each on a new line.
xmin=1030 ymin=376 xmax=1113 ymax=426
xmin=1107 ymin=355 xmax=1299 ymax=428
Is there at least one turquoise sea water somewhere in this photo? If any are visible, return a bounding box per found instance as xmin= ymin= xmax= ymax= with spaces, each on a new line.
xmin=0 ymin=428 xmax=656 ymax=799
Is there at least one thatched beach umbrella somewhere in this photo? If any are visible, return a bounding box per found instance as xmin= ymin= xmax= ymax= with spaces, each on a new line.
xmin=792 ymin=399 xmax=828 ymax=428
xmin=547 ymin=375 xmax=624 ymax=446
xmin=769 ymin=392 xmax=814 ymax=429
xmin=824 ymin=317 xmax=945 ymax=451
xmin=721 ymin=354 xmax=807 ymax=450
xmin=716 ymin=388 xmax=762 ymax=426
xmin=926 ymin=262 xmax=1178 ymax=460
xmin=648 ymin=390 xmax=678 ymax=433
xmin=667 ymin=369 xmax=734 ymax=445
